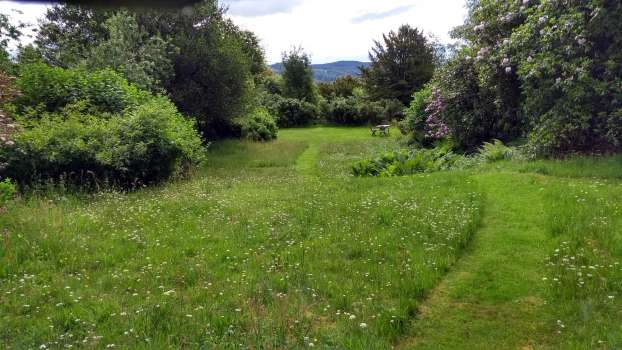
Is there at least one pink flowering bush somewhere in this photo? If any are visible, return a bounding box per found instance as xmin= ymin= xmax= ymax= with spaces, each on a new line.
xmin=412 ymin=0 xmax=622 ymax=156
xmin=424 ymin=88 xmax=449 ymax=140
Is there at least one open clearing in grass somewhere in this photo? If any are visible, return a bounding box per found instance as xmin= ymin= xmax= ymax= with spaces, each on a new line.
xmin=2 ymin=127 xmax=622 ymax=349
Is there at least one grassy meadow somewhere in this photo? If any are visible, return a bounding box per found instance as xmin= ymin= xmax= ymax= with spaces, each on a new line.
xmin=1 ymin=127 xmax=622 ymax=349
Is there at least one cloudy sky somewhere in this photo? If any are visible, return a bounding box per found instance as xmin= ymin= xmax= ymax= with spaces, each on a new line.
xmin=2 ymin=0 xmax=468 ymax=64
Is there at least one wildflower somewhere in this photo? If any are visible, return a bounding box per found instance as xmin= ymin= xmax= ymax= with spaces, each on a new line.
xmin=349 ymin=314 xmax=356 ymax=320
xmin=359 ymin=323 xmax=368 ymax=328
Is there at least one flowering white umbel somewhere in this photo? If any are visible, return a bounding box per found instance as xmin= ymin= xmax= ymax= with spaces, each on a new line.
xmin=359 ymin=323 xmax=368 ymax=328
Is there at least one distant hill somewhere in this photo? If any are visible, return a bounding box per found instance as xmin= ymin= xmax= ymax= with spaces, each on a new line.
xmin=270 ymin=61 xmax=371 ymax=82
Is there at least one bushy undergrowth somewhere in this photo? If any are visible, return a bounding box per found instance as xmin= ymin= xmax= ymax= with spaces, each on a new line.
xmin=478 ymin=139 xmax=513 ymax=162
xmin=353 ymin=139 xmax=515 ymax=177
xmin=275 ymin=97 xmax=319 ymax=127
xmin=13 ymin=63 xmax=150 ymax=116
xmin=0 ymin=178 xmax=15 ymax=208
xmin=1 ymin=97 xmax=204 ymax=188
xmin=234 ymin=107 xmax=278 ymax=141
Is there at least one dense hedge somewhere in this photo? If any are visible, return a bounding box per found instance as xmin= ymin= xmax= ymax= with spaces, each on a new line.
xmin=1 ymin=65 xmax=204 ymax=188
xmin=14 ymin=63 xmax=150 ymax=116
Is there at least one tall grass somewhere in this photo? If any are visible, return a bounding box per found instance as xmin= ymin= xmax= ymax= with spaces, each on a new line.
xmin=543 ymin=180 xmax=622 ymax=348
xmin=0 ymin=128 xmax=482 ymax=349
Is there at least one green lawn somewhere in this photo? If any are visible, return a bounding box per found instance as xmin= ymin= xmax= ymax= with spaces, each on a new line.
xmin=1 ymin=127 xmax=621 ymax=349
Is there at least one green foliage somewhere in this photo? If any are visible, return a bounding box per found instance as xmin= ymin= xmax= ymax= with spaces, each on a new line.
xmin=0 ymin=178 xmax=15 ymax=207
xmin=361 ymin=25 xmax=435 ymax=105
xmin=318 ymin=75 xmax=361 ymax=99
xmin=0 ymin=12 xmax=21 ymax=50
xmin=399 ymin=85 xmax=432 ymax=143
xmin=166 ymin=4 xmax=254 ymax=139
xmin=281 ymin=47 xmax=317 ymax=104
xmin=510 ymin=0 xmax=622 ymax=156
xmin=353 ymin=138 xmax=515 ymax=177
xmin=432 ymin=51 xmax=522 ymax=151
xmin=430 ymin=0 xmax=622 ymax=157
xmin=33 ymin=2 xmax=265 ymax=140
xmin=478 ymin=139 xmax=513 ymax=163
xmin=1 ymin=97 xmax=203 ymax=188
xmin=35 ymin=5 xmax=111 ymax=67
xmin=13 ymin=63 xmax=150 ymax=116
xmin=380 ymin=98 xmax=405 ymax=121
xmin=0 ymin=12 xmax=21 ymax=74
xmin=325 ymin=96 xmax=362 ymax=125
xmin=86 ymin=12 xmax=176 ymax=92
xmin=16 ymin=44 xmax=44 ymax=66
xmin=352 ymin=145 xmax=464 ymax=177
xmin=275 ymin=97 xmax=319 ymax=127
xmin=234 ymin=107 xmax=278 ymax=141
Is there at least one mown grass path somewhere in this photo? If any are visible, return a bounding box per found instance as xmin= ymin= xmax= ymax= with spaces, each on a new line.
xmin=294 ymin=143 xmax=320 ymax=176
xmin=398 ymin=172 xmax=553 ymax=349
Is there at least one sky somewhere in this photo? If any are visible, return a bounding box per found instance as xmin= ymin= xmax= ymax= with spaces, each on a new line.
xmin=1 ymin=0 xmax=468 ymax=64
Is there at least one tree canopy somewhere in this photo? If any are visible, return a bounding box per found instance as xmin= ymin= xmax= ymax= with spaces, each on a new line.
xmin=361 ymin=25 xmax=435 ymax=105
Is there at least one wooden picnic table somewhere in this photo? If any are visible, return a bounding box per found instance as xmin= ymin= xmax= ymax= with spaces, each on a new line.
xmin=371 ymin=124 xmax=391 ymax=136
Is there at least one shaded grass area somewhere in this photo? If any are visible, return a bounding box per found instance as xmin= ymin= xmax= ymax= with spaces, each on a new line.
xmin=0 ymin=127 xmax=482 ymax=349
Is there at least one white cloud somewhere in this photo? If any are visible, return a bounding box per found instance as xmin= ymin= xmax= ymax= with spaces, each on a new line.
xmin=223 ymin=0 xmax=304 ymax=16
xmin=1 ymin=1 xmax=50 ymax=50
xmin=351 ymin=5 xmax=413 ymax=24
xmin=227 ymin=0 xmax=468 ymax=63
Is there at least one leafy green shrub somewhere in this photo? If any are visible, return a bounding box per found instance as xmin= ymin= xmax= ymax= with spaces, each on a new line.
xmin=0 ymin=178 xmax=16 ymax=207
xmin=276 ymin=97 xmax=318 ymax=127
xmin=356 ymin=99 xmax=384 ymax=126
xmin=352 ymin=145 xmax=464 ymax=177
xmin=234 ymin=107 xmax=278 ymax=141
xmin=106 ymin=97 xmax=204 ymax=184
xmin=380 ymin=98 xmax=405 ymax=121
xmin=477 ymin=139 xmax=513 ymax=163
xmin=1 ymin=97 xmax=204 ymax=188
xmin=13 ymin=63 xmax=149 ymax=116
xmin=399 ymin=86 xmax=432 ymax=143
xmin=325 ymin=97 xmax=361 ymax=125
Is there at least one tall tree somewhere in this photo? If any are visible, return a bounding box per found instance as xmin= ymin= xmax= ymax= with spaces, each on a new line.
xmin=86 ymin=11 xmax=176 ymax=92
xmin=0 ymin=12 xmax=21 ymax=73
xmin=33 ymin=1 xmax=263 ymax=139
xmin=281 ymin=47 xmax=317 ymax=103
xmin=361 ymin=25 xmax=435 ymax=105
xmin=35 ymin=6 xmax=111 ymax=67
